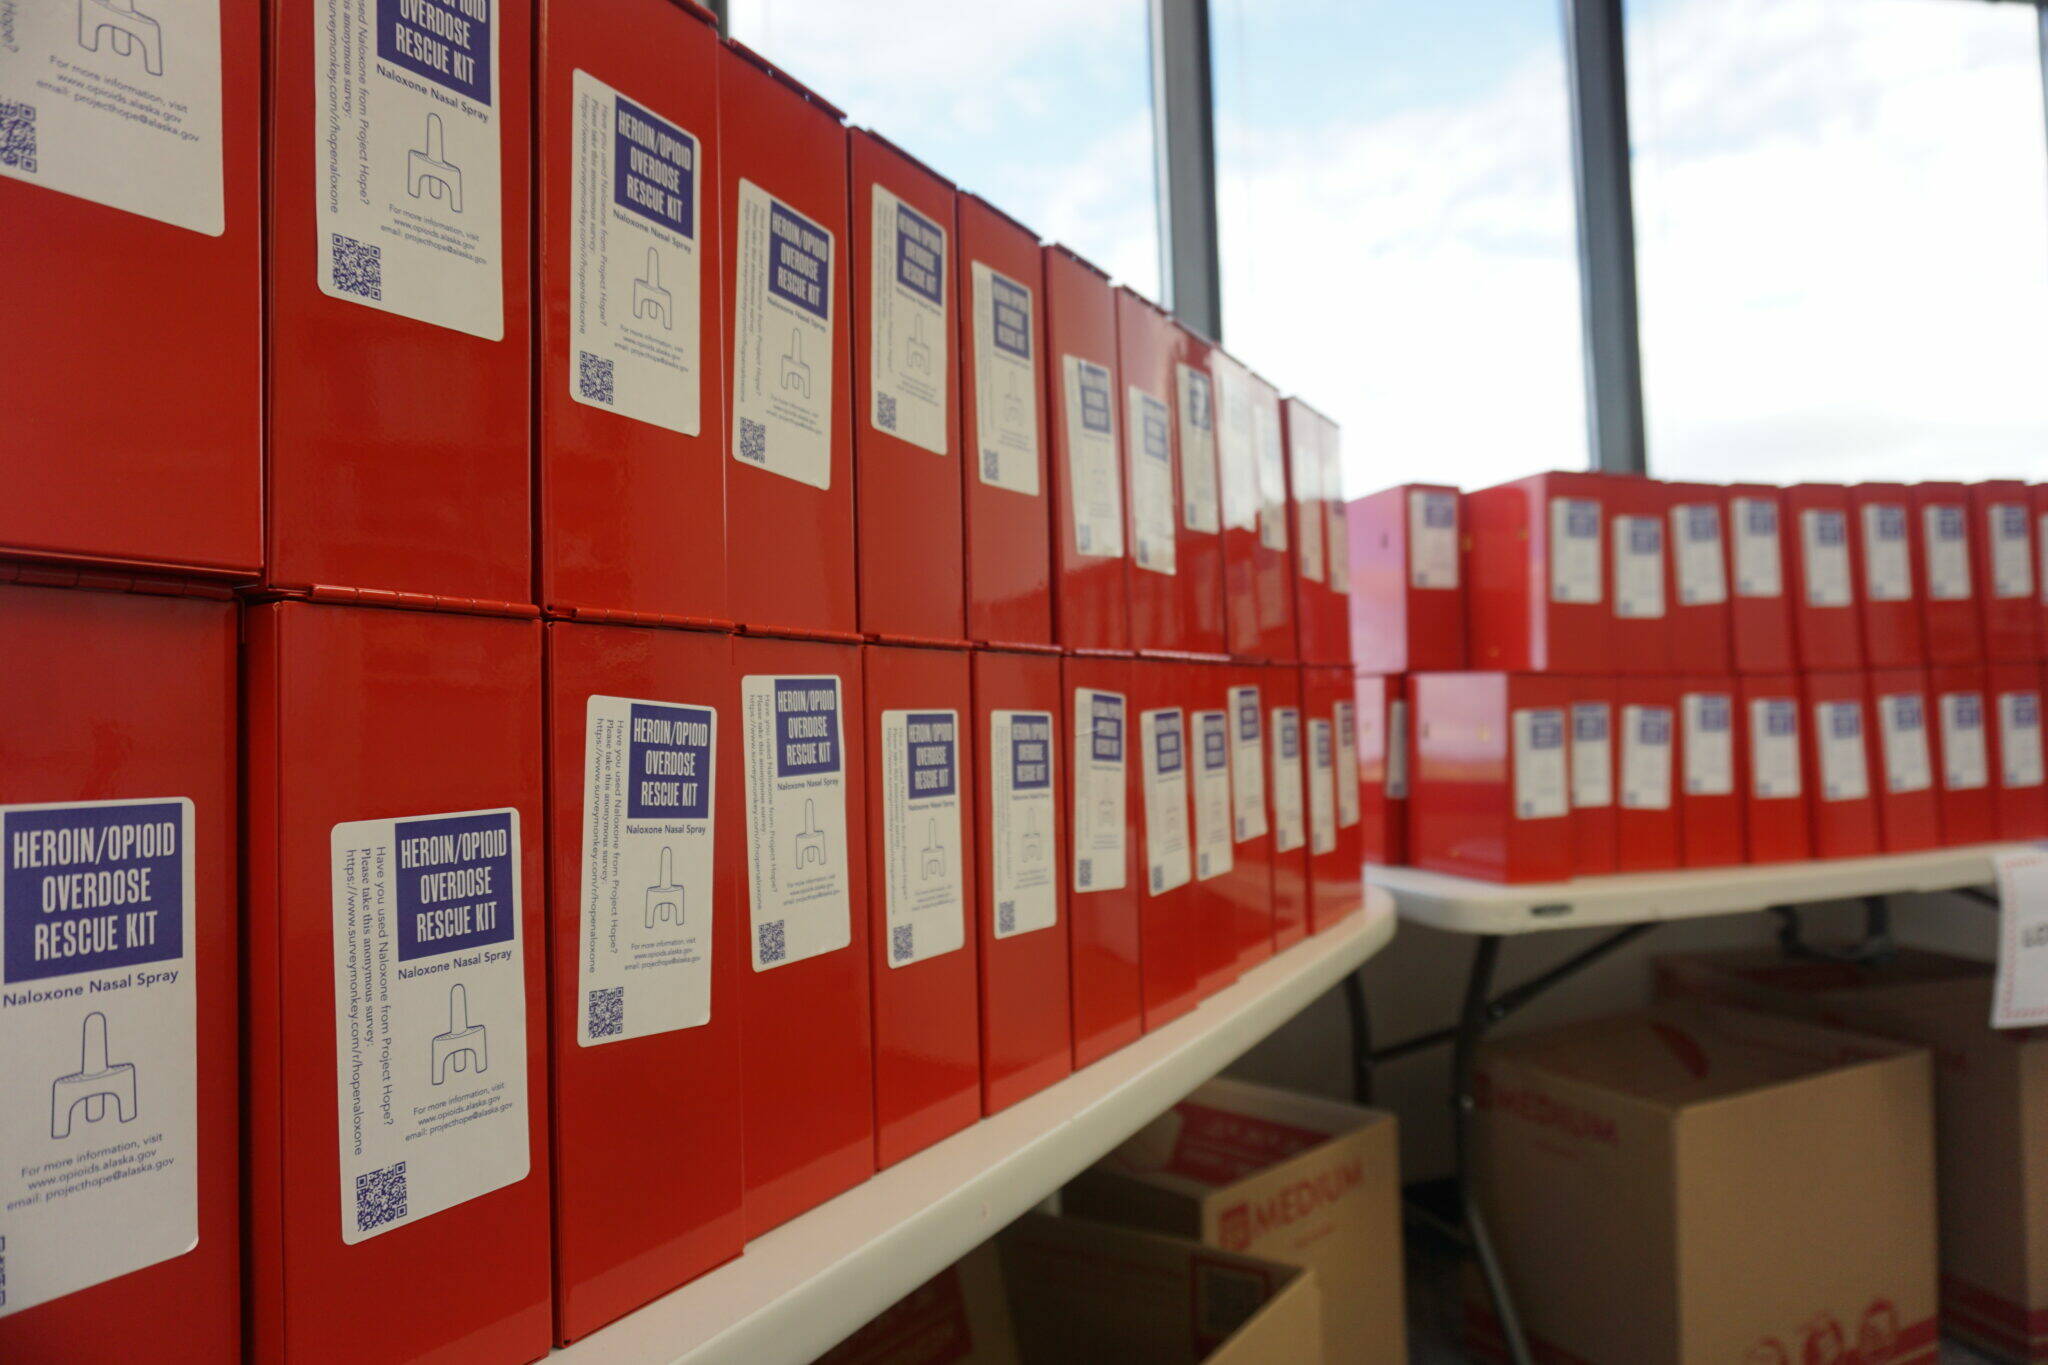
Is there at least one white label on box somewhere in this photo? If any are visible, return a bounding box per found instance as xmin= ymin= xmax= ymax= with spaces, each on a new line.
xmin=1324 ymin=431 xmax=1351 ymax=596
xmin=1512 ymin=707 xmax=1569 ymax=821
xmin=1128 ymin=385 xmax=1178 ymax=576
xmin=1254 ymin=386 xmax=1289 ymax=553
xmin=1141 ymin=709 xmax=1193 ymax=895
xmin=1993 ymin=849 xmax=2048 ymax=1028
xmin=1549 ymin=497 xmax=1603 ymax=604
xmin=1990 ymin=503 xmax=2034 ymax=600
xmin=732 ymin=179 xmax=835 ymax=489
xmin=1940 ymin=691 xmax=1990 ymax=791
xmin=1191 ymin=710 xmax=1234 ymax=881
xmin=741 ymin=674 xmax=851 ymax=969
xmin=1730 ymin=496 xmax=1784 ymax=598
xmin=1072 ymin=689 xmax=1128 ymax=893
xmin=970 ymin=262 xmax=1040 ymax=495
xmin=1307 ymin=717 xmax=1338 ymax=855
xmin=1210 ymin=354 xmax=1259 ymax=533
xmin=314 ymin=0 xmax=504 ymax=338
xmin=1923 ymin=503 xmax=1972 ymax=601
xmin=1570 ymin=702 xmax=1612 ymax=809
xmin=1334 ymin=700 xmax=1361 ymax=828
xmin=1682 ymin=692 xmax=1735 ymax=796
xmin=1859 ymin=503 xmax=1911 ymax=602
xmin=330 ymin=807 xmax=529 ymax=1244
xmin=1749 ymin=698 xmax=1802 ymax=799
xmin=1409 ymin=490 xmax=1460 ymax=590
xmin=879 ymin=708 xmax=965 ymax=968
xmin=1176 ymin=364 xmax=1220 ymax=533
xmin=1815 ymin=700 xmax=1871 ymax=801
xmin=1387 ymin=698 xmax=1411 ymax=801
xmin=1620 ymin=705 xmax=1674 ymax=811
xmin=1798 ymin=509 xmax=1853 ymax=607
xmin=1062 ymin=355 xmax=1125 ymax=558
xmin=990 ymin=710 xmax=1057 ymax=938
xmin=0 ymin=0 xmax=222 ymax=233
xmin=1228 ymin=685 xmax=1268 ymax=841
xmin=1613 ymin=515 xmax=1667 ymax=619
xmin=1290 ymin=412 xmax=1325 ymax=584
xmin=1670 ymin=502 xmax=1727 ymax=606
xmin=1271 ymin=707 xmax=1307 ymax=851
xmin=1999 ymin=691 xmax=2045 ymax=789
xmin=578 ymin=695 xmax=714 ymax=1045
xmin=0 ymin=798 xmax=198 ymax=1316
xmin=868 ymin=186 xmax=948 ymax=455
xmin=1876 ymin=693 xmax=1933 ymax=794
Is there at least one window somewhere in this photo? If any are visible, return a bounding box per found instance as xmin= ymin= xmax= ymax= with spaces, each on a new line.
xmin=1628 ymin=0 xmax=2048 ymax=484
xmin=725 ymin=0 xmax=1162 ymax=301
xmin=1212 ymin=0 xmax=1591 ymax=497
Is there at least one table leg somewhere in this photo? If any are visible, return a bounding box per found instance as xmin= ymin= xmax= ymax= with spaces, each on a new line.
xmin=1452 ymin=936 xmax=1532 ymax=1365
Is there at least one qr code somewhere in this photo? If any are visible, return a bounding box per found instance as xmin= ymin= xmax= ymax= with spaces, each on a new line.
xmin=587 ymin=986 xmax=624 ymax=1038
xmin=891 ymin=924 xmax=913 ymax=962
xmin=1077 ymin=857 xmax=1093 ymax=889
xmin=739 ymin=417 xmax=768 ymax=464
xmin=1077 ymin=524 xmax=1093 ymax=554
xmin=997 ymin=900 xmax=1016 ymax=934
xmin=758 ymin=919 xmax=787 ymax=964
xmin=354 ymin=1161 xmax=408 ymax=1233
xmin=0 ymin=1233 xmax=8 ymax=1307
xmin=331 ymin=233 xmax=382 ymax=300
xmin=578 ymin=350 xmax=615 ymax=405
xmin=983 ymin=449 xmax=1001 ymax=481
xmin=0 ymin=101 xmax=36 ymax=174
xmin=1151 ymin=865 xmax=1163 ymax=892
xmin=877 ymin=391 xmax=898 ymax=432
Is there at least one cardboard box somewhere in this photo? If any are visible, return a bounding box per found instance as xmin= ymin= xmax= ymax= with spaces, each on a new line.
xmin=1914 ymin=482 xmax=1985 ymax=666
xmin=1046 ymin=248 xmax=1132 ymax=652
xmin=1801 ymin=670 xmax=1882 ymax=858
xmin=1119 ymin=289 xmax=1190 ymax=654
xmin=1990 ymin=662 xmax=2048 ymax=839
xmin=1737 ymin=674 xmax=1812 ymax=864
xmin=1225 ymin=665 xmax=1279 ymax=974
xmin=1355 ymin=674 xmax=1408 ymax=868
xmin=1663 ymin=482 xmax=1734 ymax=674
xmin=719 ymin=42 xmax=856 ymax=638
xmin=863 ymin=643 xmax=979 ymax=1165
xmin=536 ymin=0 xmax=726 ymax=625
xmin=1568 ymin=677 xmax=1620 ymax=876
xmin=1212 ymin=352 xmax=1283 ymax=659
xmin=852 ymin=131 xmax=966 ymax=645
xmin=1655 ymin=949 xmax=2048 ymax=1365
xmin=1285 ymin=399 xmax=1353 ymax=667
xmin=1185 ymin=661 xmax=1245 ymax=997
xmin=1304 ymin=665 xmax=1364 ymax=932
xmin=1783 ymin=484 xmax=1865 ymax=672
xmin=244 ymin=601 xmax=551 ymax=1364
xmin=1064 ymin=1078 xmax=1406 ymax=1365
xmin=1470 ymin=1003 xmax=1938 ymax=1365
xmin=268 ymin=0 xmax=532 ymax=604
xmin=1266 ymin=664 xmax=1312 ymax=947
xmin=1677 ymin=677 xmax=1743 ymax=868
xmin=733 ymin=632 xmax=874 ymax=1234
xmin=1724 ymin=484 xmax=1798 ymax=675
xmin=1346 ymin=485 xmax=1467 ymax=675
xmin=1464 ymin=472 xmax=1614 ymax=674
xmin=1172 ymin=322 xmax=1230 ymax=658
xmin=1603 ymin=474 xmax=1675 ymax=677
xmin=1929 ymin=663 xmax=1997 ymax=846
xmin=1062 ymin=652 xmax=1143 ymax=1066
xmin=1973 ymin=481 xmax=2043 ymax=662
xmin=1135 ymin=657 xmax=1201 ymax=1030
xmin=1849 ymin=484 xmax=1926 ymax=668
xmin=959 ymin=194 xmax=1054 ymax=649
xmin=1616 ymin=675 xmax=1681 ymax=873
xmin=0 ymin=577 xmax=239 ymax=1361
xmin=1410 ymin=672 xmax=1575 ymax=884
xmin=543 ymin=619 xmax=742 ymax=1341
xmin=1867 ymin=668 xmax=1943 ymax=854
xmin=2 ymin=6 xmax=260 ymax=579
xmin=1248 ymin=373 xmax=1302 ymax=662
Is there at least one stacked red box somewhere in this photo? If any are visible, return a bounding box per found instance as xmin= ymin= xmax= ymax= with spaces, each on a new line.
xmin=1045 ymin=250 xmax=1131 ymax=651
xmin=1266 ymin=664 xmax=1312 ymax=947
xmin=862 ymin=645 xmax=978 ymax=1165
xmin=1663 ymin=483 xmax=1733 ymax=674
xmin=958 ymin=195 xmax=1054 ymax=649
xmin=1677 ymin=678 xmax=1744 ymax=868
xmin=1724 ymin=485 xmax=1797 ymax=675
xmin=1133 ymin=658 xmax=1200 ymax=1029
xmin=1801 ymin=671 xmax=1881 ymax=858
xmin=1410 ymin=672 xmax=1574 ymax=884
xmin=1736 ymin=675 xmax=1812 ymax=863
xmin=1284 ymin=399 xmax=1352 ymax=666
xmin=1929 ymin=664 xmax=1997 ymax=846
xmin=1847 ymin=484 xmax=1924 ymax=668
xmin=1347 ymin=485 xmax=1466 ymax=674
xmin=1211 ymin=352 xmax=1272 ymax=658
xmin=1248 ymin=374 xmax=1301 ymax=661
xmin=1989 ymin=662 xmax=2048 ymax=839
xmin=1183 ymin=662 xmax=1242 ymax=996
xmin=3 ymin=7 xmax=260 ymax=579
xmin=1782 ymin=484 xmax=1863 ymax=671
xmin=720 ymin=43 xmax=855 ymax=638
xmin=1118 ymin=290 xmax=1189 ymax=653
xmin=1866 ymin=669 xmax=1942 ymax=854
xmin=1464 ymin=472 xmax=1613 ymax=674
xmin=245 ymin=602 xmax=551 ymax=1364
xmin=970 ymin=649 xmax=1072 ymax=1112
xmin=1171 ymin=324 xmax=1229 ymax=657
xmin=537 ymin=0 xmax=726 ymax=626
xmin=852 ymin=132 xmax=965 ymax=644
xmin=2035 ymin=484 xmax=2048 ymax=654
xmin=1225 ymin=664 xmax=1279 ymax=973
xmin=1913 ymin=483 xmax=1984 ymax=665
xmin=1615 ymin=677 xmax=1681 ymax=872
xmin=1970 ymin=481 xmax=2042 ymax=662
xmin=1604 ymin=475 xmax=1675 ymax=676
xmin=0 ymin=577 xmax=239 ymax=1362
xmin=1062 ymin=653 xmax=1142 ymax=1065
xmin=1304 ymin=665 xmax=1365 ymax=931
xmin=1355 ymin=674 xmax=1408 ymax=867
xmin=1568 ymin=677 xmax=1619 ymax=876
xmin=543 ymin=621 xmax=741 ymax=1341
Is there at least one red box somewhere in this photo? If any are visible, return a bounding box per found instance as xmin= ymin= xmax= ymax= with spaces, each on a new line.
xmin=245 ymin=601 xmax=550 ymax=1364
xmin=1912 ymin=483 xmax=1985 ymax=666
xmin=1304 ymin=665 xmax=1365 ymax=931
xmin=1928 ymin=664 xmax=1998 ymax=846
xmin=719 ymin=43 xmax=855 ymax=639
xmin=732 ymin=633 xmax=873 ymax=1234
xmin=1989 ymin=662 xmax=2048 ymax=839
xmin=1223 ymin=663 xmax=1279 ymax=973
xmin=1800 ymin=670 xmax=1881 ymax=858
xmin=1265 ymin=663 xmax=1312 ymax=945
xmin=958 ymin=194 xmax=1054 ymax=649
xmin=2036 ymin=484 xmax=2048 ymax=654
xmin=1615 ymin=677 xmax=1681 ymax=873
xmin=1736 ymin=675 xmax=1812 ymax=864
xmin=1971 ymin=481 xmax=2042 ymax=662
xmin=1117 ymin=290 xmax=1189 ymax=654
xmin=969 ymin=649 xmax=1072 ymax=1112
xmin=543 ymin=621 xmax=741 ymax=1340
xmin=1171 ymin=322 xmax=1230 ymax=657
xmin=537 ymin=0 xmax=726 ymax=626
xmin=1355 ymin=673 xmax=1408 ymax=867
xmin=1676 ymin=677 xmax=1744 ymax=868
xmin=1603 ymin=475 xmax=1675 ymax=677
xmin=0 ymin=577 xmax=238 ymax=1362
xmin=1211 ymin=353 xmax=1273 ymax=657
xmin=1567 ymin=677 xmax=1618 ymax=876
xmin=852 ymin=132 xmax=965 ymax=645
xmin=1183 ymin=662 xmax=1243 ymax=996
xmin=1248 ymin=372 xmax=1302 ymax=661
xmin=1464 ymin=472 xmax=1614 ymax=674
xmin=1346 ymin=485 xmax=1466 ymax=674
xmin=1061 ymin=652 xmax=1142 ymax=1066
xmin=1724 ymin=485 xmax=1797 ymax=675
xmin=1046 ymin=248 xmax=1132 ymax=652
xmin=268 ymin=0 xmax=532 ymax=603
xmin=3 ymin=10 xmax=260 ymax=579
xmin=1866 ymin=668 xmax=1942 ymax=854
xmin=1284 ymin=398 xmax=1353 ymax=666
xmin=1410 ymin=672 xmax=1574 ymax=884
xmin=1845 ymin=484 xmax=1926 ymax=668
xmin=1664 ymin=484 xmax=1734 ymax=674
xmin=1782 ymin=484 xmax=1864 ymax=671
xmin=1133 ymin=658 xmax=1200 ymax=1028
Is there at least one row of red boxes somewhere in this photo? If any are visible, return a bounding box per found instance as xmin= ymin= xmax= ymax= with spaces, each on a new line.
xmin=1349 ymin=476 xmax=2048 ymax=676
xmin=1351 ymin=664 xmax=2047 ymax=883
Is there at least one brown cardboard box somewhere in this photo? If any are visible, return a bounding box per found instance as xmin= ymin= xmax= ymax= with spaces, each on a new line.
xmin=1061 ymin=1077 xmax=1408 ymax=1364
xmin=1469 ymin=1002 xmax=1938 ymax=1365
xmin=1657 ymin=948 xmax=2048 ymax=1364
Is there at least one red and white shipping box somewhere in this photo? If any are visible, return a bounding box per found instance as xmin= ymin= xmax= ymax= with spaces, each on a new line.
xmin=1410 ymin=672 xmax=1575 ymax=884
